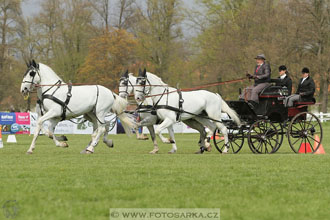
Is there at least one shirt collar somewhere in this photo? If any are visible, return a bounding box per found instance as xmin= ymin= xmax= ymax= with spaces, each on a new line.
xmin=280 ymin=74 xmax=286 ymax=80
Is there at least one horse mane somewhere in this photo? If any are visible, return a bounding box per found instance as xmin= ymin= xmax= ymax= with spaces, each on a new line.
xmin=39 ymin=63 xmax=64 ymax=81
xmin=146 ymin=72 xmax=167 ymax=86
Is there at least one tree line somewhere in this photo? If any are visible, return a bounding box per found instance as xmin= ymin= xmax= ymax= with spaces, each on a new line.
xmin=0 ymin=0 xmax=329 ymax=113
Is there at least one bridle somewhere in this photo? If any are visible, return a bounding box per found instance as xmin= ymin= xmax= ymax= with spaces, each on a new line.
xmin=22 ymin=67 xmax=41 ymax=88
xmin=135 ymin=76 xmax=151 ymax=96
xmin=118 ymin=77 xmax=134 ymax=97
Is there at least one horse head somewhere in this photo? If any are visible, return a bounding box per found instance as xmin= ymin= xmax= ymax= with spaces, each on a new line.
xmin=118 ymin=69 xmax=134 ymax=98
xmin=135 ymin=68 xmax=149 ymax=102
xmin=21 ymin=59 xmax=40 ymax=100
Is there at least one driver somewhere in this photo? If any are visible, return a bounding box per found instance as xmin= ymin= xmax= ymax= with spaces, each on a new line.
xmin=243 ymin=54 xmax=271 ymax=109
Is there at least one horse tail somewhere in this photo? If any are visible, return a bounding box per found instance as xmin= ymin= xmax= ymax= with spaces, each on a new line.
xmin=218 ymin=94 xmax=241 ymax=127
xmin=111 ymin=93 xmax=136 ymax=135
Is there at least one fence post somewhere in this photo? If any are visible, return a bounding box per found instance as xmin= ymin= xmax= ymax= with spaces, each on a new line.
xmin=320 ymin=112 xmax=323 ymax=123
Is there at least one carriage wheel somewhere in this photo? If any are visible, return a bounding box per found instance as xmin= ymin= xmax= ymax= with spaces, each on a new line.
xmin=248 ymin=120 xmax=281 ymax=154
xmin=272 ymin=123 xmax=284 ymax=153
xmin=287 ymin=112 xmax=323 ymax=153
xmin=213 ymin=127 xmax=244 ymax=154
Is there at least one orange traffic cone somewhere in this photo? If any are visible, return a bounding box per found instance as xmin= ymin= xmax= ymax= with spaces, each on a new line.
xmin=298 ymin=142 xmax=312 ymax=153
xmin=313 ymin=135 xmax=325 ymax=154
xmin=211 ymin=135 xmax=225 ymax=140
xmin=0 ymin=125 xmax=3 ymax=148
xmin=211 ymin=134 xmax=220 ymax=140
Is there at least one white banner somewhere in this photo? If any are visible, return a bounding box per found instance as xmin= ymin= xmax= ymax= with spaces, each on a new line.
xmin=30 ymin=113 xmax=117 ymax=135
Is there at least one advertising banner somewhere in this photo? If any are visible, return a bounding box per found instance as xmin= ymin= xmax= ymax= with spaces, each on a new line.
xmin=0 ymin=112 xmax=30 ymax=134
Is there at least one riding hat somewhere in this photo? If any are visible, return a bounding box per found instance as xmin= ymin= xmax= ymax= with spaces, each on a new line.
xmin=302 ymin=67 xmax=310 ymax=74
xmin=255 ymin=54 xmax=266 ymax=60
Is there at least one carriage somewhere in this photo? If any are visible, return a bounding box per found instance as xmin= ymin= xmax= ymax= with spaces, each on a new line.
xmin=212 ymin=85 xmax=323 ymax=154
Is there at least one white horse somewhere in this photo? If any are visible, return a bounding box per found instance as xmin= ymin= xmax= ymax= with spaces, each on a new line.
xmin=119 ymin=71 xmax=212 ymax=154
xmin=20 ymin=60 xmax=136 ymax=154
xmin=134 ymin=69 xmax=241 ymax=153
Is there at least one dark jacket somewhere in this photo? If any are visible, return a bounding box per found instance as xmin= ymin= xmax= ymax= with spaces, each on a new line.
xmin=296 ymin=76 xmax=315 ymax=101
xmin=271 ymin=75 xmax=292 ymax=95
xmin=254 ymin=62 xmax=271 ymax=85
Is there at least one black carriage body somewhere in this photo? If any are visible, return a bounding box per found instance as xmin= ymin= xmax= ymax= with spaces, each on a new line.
xmin=229 ymin=86 xmax=288 ymax=123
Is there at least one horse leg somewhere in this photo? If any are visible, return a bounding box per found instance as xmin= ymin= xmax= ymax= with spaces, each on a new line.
xmin=139 ymin=114 xmax=169 ymax=143
xmin=27 ymin=111 xmax=57 ymax=154
xmin=184 ymin=119 xmax=207 ymax=154
xmin=167 ymin=126 xmax=177 ymax=154
xmin=201 ymin=113 xmax=229 ymax=154
xmin=158 ymin=130 xmax=171 ymax=144
xmin=85 ymin=123 xmax=106 ymax=153
xmin=193 ymin=118 xmax=217 ymax=152
xmin=103 ymin=121 xmax=113 ymax=148
xmin=44 ymin=118 xmax=68 ymax=148
xmin=80 ymin=113 xmax=99 ymax=154
xmin=147 ymin=125 xmax=159 ymax=154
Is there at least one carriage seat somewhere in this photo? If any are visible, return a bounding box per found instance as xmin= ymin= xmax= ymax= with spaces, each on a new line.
xmin=294 ymin=98 xmax=316 ymax=106
xmin=259 ymin=85 xmax=289 ymax=98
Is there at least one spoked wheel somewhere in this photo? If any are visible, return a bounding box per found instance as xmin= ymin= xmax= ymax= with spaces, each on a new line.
xmin=272 ymin=123 xmax=284 ymax=153
xmin=248 ymin=120 xmax=282 ymax=154
xmin=213 ymin=127 xmax=245 ymax=154
xmin=287 ymin=112 xmax=323 ymax=153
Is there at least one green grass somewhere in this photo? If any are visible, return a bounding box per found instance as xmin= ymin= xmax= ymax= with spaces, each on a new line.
xmin=0 ymin=122 xmax=330 ymax=220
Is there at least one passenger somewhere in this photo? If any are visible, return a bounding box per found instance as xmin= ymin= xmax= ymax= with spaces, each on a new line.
xmin=271 ymin=65 xmax=292 ymax=95
xmin=244 ymin=54 xmax=271 ymax=109
xmin=284 ymin=67 xmax=315 ymax=107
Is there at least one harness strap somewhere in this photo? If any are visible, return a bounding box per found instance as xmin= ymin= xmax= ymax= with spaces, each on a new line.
xmin=62 ymin=82 xmax=73 ymax=120
xmin=41 ymin=82 xmax=73 ymax=121
xmin=37 ymin=99 xmax=44 ymax=116
xmin=177 ymin=88 xmax=184 ymax=121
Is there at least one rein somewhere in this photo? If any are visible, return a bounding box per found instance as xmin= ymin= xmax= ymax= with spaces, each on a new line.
xmin=144 ymin=77 xmax=247 ymax=98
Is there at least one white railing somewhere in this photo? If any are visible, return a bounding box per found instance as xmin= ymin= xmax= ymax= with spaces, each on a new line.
xmin=313 ymin=112 xmax=330 ymax=123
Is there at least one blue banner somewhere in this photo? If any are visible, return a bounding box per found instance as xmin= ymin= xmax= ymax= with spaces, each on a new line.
xmin=0 ymin=112 xmax=30 ymax=134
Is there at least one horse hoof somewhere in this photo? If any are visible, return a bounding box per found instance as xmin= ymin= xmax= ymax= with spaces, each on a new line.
xmin=104 ymin=139 xmax=114 ymax=148
xmin=168 ymin=150 xmax=176 ymax=154
xmin=57 ymin=135 xmax=68 ymax=141
xmin=26 ymin=151 xmax=33 ymax=155
xmin=206 ymin=146 xmax=212 ymax=152
xmin=61 ymin=142 xmax=69 ymax=148
xmin=149 ymin=149 xmax=159 ymax=154
xmin=80 ymin=149 xmax=94 ymax=154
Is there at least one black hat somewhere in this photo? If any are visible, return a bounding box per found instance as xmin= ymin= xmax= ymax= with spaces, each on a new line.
xmin=302 ymin=67 xmax=309 ymax=74
xmin=255 ymin=54 xmax=266 ymax=60
xmin=279 ymin=65 xmax=287 ymax=71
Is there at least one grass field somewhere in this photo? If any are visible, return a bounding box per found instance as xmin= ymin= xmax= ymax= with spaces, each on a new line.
xmin=0 ymin=122 xmax=329 ymax=220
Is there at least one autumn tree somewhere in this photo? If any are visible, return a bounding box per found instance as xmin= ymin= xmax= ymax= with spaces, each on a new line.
xmin=78 ymin=28 xmax=138 ymax=89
